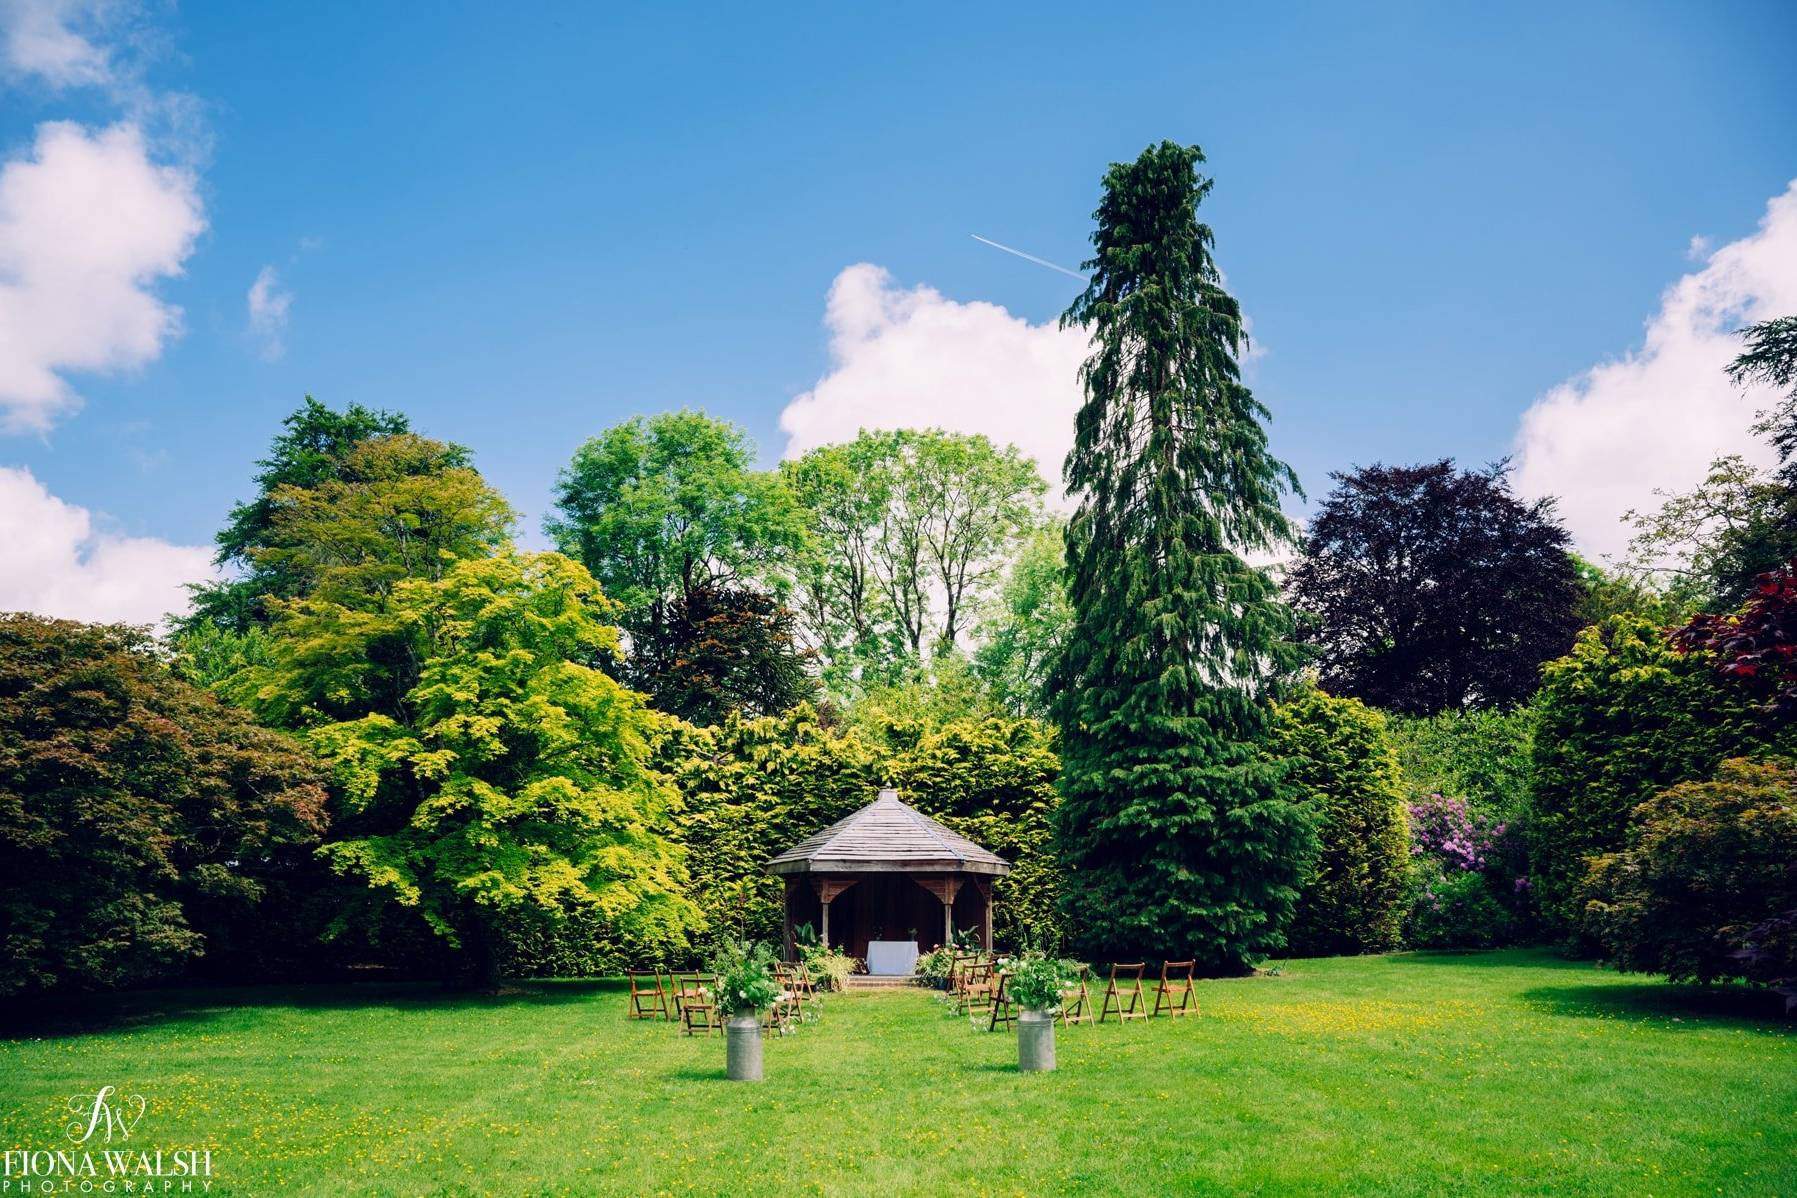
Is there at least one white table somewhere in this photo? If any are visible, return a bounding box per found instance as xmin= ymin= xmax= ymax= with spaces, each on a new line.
xmin=865 ymin=940 xmax=919 ymax=976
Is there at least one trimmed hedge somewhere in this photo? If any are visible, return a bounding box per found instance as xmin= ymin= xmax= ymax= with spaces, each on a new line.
xmin=1269 ymin=688 xmax=1410 ymax=956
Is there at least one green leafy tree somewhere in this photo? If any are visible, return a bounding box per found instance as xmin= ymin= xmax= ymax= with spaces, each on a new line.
xmin=781 ymin=435 xmax=910 ymax=696
xmin=1581 ymin=758 xmax=1796 ymax=997
xmin=1528 ymin=614 xmax=1792 ymax=931
xmin=785 ymin=428 xmax=1046 ymax=697
xmin=222 ymin=433 xmax=515 ymax=726
xmin=255 ymin=432 xmax=515 ymax=608
xmin=1287 ymin=460 xmax=1583 ymax=715
xmin=1571 ymin=553 xmax=1687 ymax=628
xmin=252 ymin=551 xmax=701 ymax=988
xmin=1049 ymin=141 xmax=1313 ymax=969
xmin=179 ymin=397 xmax=414 ymax=635
xmin=1731 ymin=314 xmax=1797 ymax=487
xmin=546 ymin=411 xmax=805 ymax=661
xmin=627 ymin=583 xmax=816 ymax=726
xmin=0 ymin=616 xmax=327 ymax=997
xmin=1269 ymin=688 xmax=1411 ymax=956
xmin=974 ymin=526 xmax=1073 ymax=719
xmin=1622 ymin=454 xmax=1790 ymax=612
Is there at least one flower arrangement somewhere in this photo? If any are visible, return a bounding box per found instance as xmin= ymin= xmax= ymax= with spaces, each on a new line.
xmin=707 ymin=939 xmax=782 ymax=1018
xmin=1005 ymin=952 xmax=1082 ymax=1013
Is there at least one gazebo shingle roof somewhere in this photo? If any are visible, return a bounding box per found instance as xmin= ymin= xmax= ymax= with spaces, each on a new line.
xmin=766 ymin=789 xmax=1011 ymax=877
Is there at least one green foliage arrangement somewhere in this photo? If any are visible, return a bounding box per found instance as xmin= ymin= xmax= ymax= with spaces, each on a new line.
xmin=1050 ymin=141 xmax=1312 ymax=970
xmin=1005 ymin=953 xmax=1083 ymax=1013
xmin=0 ymin=616 xmax=328 ymax=997
xmin=1581 ymin=758 xmax=1796 ymax=1002
xmin=245 ymin=550 xmax=703 ymax=988
xmin=1528 ymin=614 xmax=1791 ymax=931
xmin=800 ymin=944 xmax=857 ymax=993
xmin=709 ymin=940 xmax=783 ymax=1017
xmin=1268 ymin=688 xmax=1410 ymax=956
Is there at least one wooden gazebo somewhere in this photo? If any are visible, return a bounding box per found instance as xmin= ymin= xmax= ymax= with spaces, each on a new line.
xmin=766 ymin=789 xmax=1011 ymax=971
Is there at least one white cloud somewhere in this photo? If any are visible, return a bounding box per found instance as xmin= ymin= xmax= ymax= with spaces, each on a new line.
xmin=0 ymin=465 xmax=213 ymax=624
xmin=0 ymin=0 xmax=114 ymax=88
xmin=1512 ymin=180 xmax=1797 ymax=561
xmin=246 ymin=264 xmax=291 ymax=361
xmin=0 ymin=119 xmax=203 ymax=432
xmin=779 ymin=264 xmax=1090 ymax=499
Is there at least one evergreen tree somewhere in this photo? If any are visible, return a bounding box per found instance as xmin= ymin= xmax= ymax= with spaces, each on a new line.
xmin=1049 ymin=141 xmax=1313 ymax=970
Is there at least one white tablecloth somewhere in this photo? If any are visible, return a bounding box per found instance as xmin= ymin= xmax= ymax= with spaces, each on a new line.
xmin=866 ymin=940 xmax=919 ymax=976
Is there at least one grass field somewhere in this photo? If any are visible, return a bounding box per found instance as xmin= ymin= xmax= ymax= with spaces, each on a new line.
xmin=3 ymin=949 xmax=1794 ymax=1197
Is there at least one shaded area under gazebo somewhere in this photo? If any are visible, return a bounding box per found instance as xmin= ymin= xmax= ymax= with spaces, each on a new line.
xmin=766 ymin=789 xmax=1011 ymax=972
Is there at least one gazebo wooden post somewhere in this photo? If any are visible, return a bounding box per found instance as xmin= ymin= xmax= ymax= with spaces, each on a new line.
xmin=978 ymin=879 xmax=993 ymax=950
xmin=942 ymin=897 xmax=953 ymax=948
xmin=782 ymin=877 xmax=796 ymax=962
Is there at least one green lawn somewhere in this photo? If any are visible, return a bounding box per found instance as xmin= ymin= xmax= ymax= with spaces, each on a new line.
xmin=3 ymin=950 xmax=1793 ymax=1197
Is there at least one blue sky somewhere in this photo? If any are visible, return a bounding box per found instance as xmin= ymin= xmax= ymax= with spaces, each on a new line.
xmin=3 ymin=0 xmax=1796 ymax=622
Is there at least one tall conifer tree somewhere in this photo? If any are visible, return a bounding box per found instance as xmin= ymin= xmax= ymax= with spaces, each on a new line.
xmin=1050 ymin=142 xmax=1314 ymax=969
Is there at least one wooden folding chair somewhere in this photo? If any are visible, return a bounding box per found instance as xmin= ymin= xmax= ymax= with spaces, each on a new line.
xmin=986 ymin=970 xmax=1017 ymax=1032
xmin=962 ymin=960 xmax=997 ymax=1023
xmin=679 ymin=978 xmax=721 ymax=1037
xmin=1152 ymin=960 xmax=1198 ymax=1018
xmin=946 ymin=953 xmax=975 ymax=1006
xmin=786 ymin=962 xmax=818 ymax=1014
xmin=1057 ymin=964 xmax=1094 ymax=1026
xmin=1099 ymin=962 xmax=1147 ymax=1023
xmin=626 ymin=969 xmax=669 ymax=1020
xmin=670 ymin=972 xmax=711 ymax=1020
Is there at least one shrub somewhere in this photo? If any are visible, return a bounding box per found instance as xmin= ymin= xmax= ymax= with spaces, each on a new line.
xmin=1529 ymin=615 xmax=1791 ymax=931
xmin=1581 ymin=758 xmax=1796 ymax=1004
xmin=1405 ymin=863 xmax=1518 ymax=950
xmin=1399 ymin=794 xmax=1527 ymax=949
xmin=914 ymin=946 xmax=955 ymax=987
xmin=0 ymin=616 xmax=328 ymax=997
xmin=1268 ymin=688 xmax=1410 ymax=955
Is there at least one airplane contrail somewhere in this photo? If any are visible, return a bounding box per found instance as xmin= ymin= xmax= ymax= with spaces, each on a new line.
xmin=970 ymin=234 xmax=1086 ymax=280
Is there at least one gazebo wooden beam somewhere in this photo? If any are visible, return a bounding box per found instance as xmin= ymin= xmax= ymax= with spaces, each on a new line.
xmin=812 ymin=876 xmax=860 ymax=951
